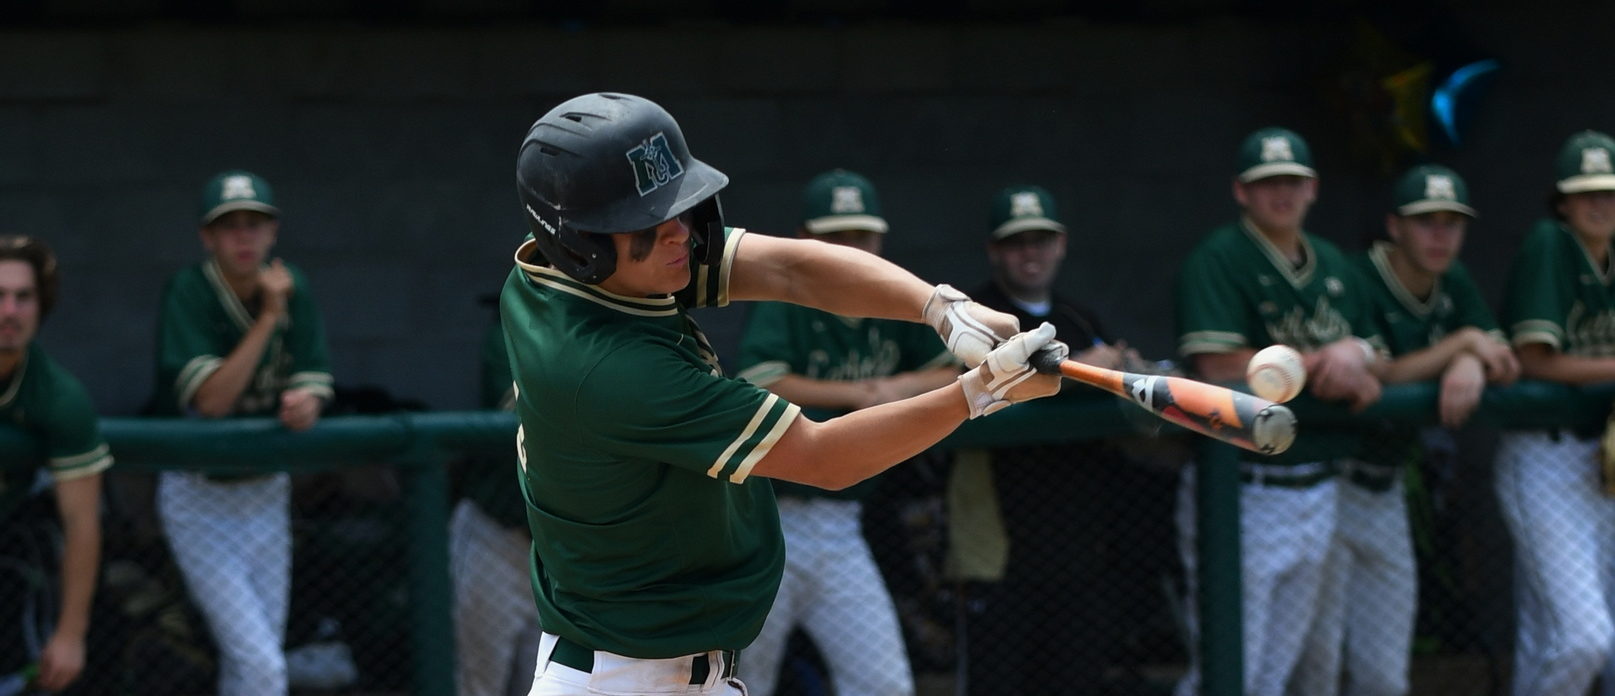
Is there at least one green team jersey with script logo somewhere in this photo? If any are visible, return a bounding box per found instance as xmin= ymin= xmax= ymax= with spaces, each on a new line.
xmin=154 ymin=259 xmax=334 ymax=417
xmin=1506 ymin=219 xmax=1615 ymax=357
xmin=736 ymin=301 xmax=954 ymax=501
xmin=504 ymin=229 xmax=798 ymax=658
xmin=1176 ymin=219 xmax=1381 ymax=465
xmin=0 ymin=343 xmax=112 ymax=522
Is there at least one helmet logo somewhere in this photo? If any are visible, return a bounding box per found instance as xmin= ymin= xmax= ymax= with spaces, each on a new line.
xmin=221 ymin=175 xmax=258 ymax=201
xmin=1424 ymin=175 xmax=1456 ymax=200
xmin=830 ymin=186 xmax=866 ymax=214
xmin=626 ymin=132 xmax=686 ymax=196
xmin=1260 ymin=136 xmax=1294 ymax=163
xmin=525 ymin=204 xmax=559 ymax=237
xmin=1583 ymin=148 xmax=1613 ymax=175
xmin=1009 ymin=192 xmax=1045 ymax=218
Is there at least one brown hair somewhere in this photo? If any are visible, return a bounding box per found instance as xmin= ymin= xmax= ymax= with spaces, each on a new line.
xmin=0 ymin=235 xmax=58 ymax=318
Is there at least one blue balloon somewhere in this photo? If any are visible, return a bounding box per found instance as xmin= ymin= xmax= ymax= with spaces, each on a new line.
xmin=1432 ymin=59 xmax=1501 ymax=146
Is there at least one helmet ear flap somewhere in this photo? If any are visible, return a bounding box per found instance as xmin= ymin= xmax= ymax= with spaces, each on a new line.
xmin=688 ymin=195 xmax=726 ymax=266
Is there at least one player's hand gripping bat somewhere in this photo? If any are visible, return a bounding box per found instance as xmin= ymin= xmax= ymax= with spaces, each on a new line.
xmin=1031 ymin=350 xmax=1297 ymax=455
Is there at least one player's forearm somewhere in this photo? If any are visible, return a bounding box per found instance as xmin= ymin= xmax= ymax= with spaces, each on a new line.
xmin=752 ymin=384 xmax=968 ymax=490
xmin=53 ymin=480 xmax=101 ymax=639
xmin=1517 ymin=344 xmax=1615 ymax=384
xmin=763 ymin=375 xmax=869 ymax=411
xmin=1380 ymin=332 xmax=1476 ymax=384
xmin=731 ymin=234 xmax=933 ymax=322
xmin=192 ymin=314 xmax=278 ymax=417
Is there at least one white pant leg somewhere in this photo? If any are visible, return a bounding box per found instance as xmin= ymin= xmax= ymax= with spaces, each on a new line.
xmin=526 ymin=633 xmax=748 ymax=696
xmin=1245 ymin=479 xmax=1338 ymax=696
xmin=1174 ymin=468 xmax=1339 ymax=696
xmin=796 ymin=502 xmax=913 ymax=696
xmin=1497 ymin=432 xmax=1615 ymax=696
xmin=158 ymin=472 xmax=291 ymax=696
xmin=1339 ymin=480 xmax=1415 ymax=696
xmin=1289 ymin=527 xmax=1347 ymax=696
xmin=451 ymin=500 xmax=543 ymax=696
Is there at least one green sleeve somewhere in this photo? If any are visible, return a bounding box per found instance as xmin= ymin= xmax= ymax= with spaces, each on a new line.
xmin=579 ymin=343 xmax=800 ymax=482
xmin=284 ymin=265 xmax=334 ymax=399
xmin=480 ymin=322 xmax=514 ymax=410
xmin=1504 ymin=222 xmax=1570 ymax=348
xmin=1176 ymin=242 xmax=1253 ymax=356
xmin=734 ymin=301 xmax=799 ymax=386
xmin=155 ymin=271 xmax=227 ymax=413
xmin=1445 ymin=262 xmax=1502 ymax=336
xmin=41 ymin=367 xmax=112 ymax=480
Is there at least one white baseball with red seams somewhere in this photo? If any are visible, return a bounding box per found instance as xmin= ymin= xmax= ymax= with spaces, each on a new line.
xmin=1246 ymin=344 xmax=1305 ymax=403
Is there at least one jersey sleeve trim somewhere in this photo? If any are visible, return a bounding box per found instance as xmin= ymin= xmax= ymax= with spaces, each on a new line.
xmin=176 ymin=355 xmax=224 ymax=411
xmin=1511 ymin=320 xmax=1563 ymax=349
xmin=1180 ymin=331 xmax=1248 ymax=355
xmin=735 ymin=361 xmax=789 ymax=387
xmin=289 ymin=371 xmax=335 ymax=400
xmin=49 ymin=443 xmax=112 ymax=481
xmin=689 ymin=229 xmax=745 ymax=309
xmin=706 ymin=392 xmax=800 ymax=484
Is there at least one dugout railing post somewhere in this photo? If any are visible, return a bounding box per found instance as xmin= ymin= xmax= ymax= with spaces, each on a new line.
xmin=398 ymin=438 xmax=455 ymax=696
xmin=1197 ymin=440 xmax=1243 ymax=696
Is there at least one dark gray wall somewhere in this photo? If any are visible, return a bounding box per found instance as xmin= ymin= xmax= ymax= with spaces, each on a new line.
xmin=2 ymin=6 xmax=1611 ymax=414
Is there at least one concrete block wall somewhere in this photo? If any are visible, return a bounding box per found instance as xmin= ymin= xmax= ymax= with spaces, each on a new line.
xmin=0 ymin=9 xmax=1609 ymax=414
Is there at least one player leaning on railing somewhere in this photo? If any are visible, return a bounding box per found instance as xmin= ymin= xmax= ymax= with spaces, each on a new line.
xmin=0 ymin=235 xmax=112 ymax=692
xmin=503 ymin=92 xmax=1066 ymax=695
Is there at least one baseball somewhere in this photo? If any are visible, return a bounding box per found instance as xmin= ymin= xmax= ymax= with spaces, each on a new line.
xmin=1246 ymin=344 xmax=1305 ymax=403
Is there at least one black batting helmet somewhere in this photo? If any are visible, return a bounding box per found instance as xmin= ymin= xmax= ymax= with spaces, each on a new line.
xmin=0 ymin=235 xmax=58 ymax=320
xmin=516 ymin=93 xmax=729 ymax=284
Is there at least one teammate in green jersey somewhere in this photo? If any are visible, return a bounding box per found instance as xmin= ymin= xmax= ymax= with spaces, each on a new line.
xmin=153 ymin=170 xmax=334 ymax=696
xmin=735 ymin=169 xmax=957 ymax=696
xmin=0 ymin=236 xmax=112 ymax=692
xmin=1498 ymin=130 xmax=1615 ymax=696
xmin=508 ymin=92 xmax=1063 ymax=696
xmin=1297 ymin=164 xmax=1517 ymax=696
xmin=1173 ymin=127 xmax=1385 ymax=696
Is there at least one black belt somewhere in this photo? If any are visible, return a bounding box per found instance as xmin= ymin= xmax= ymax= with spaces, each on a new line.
xmin=549 ymin=634 xmax=737 ymax=683
xmin=1238 ymin=464 xmax=1335 ymax=489
xmin=1344 ymin=465 xmax=1397 ymax=493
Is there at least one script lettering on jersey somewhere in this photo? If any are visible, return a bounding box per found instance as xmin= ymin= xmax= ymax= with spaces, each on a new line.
xmin=1264 ymin=296 xmax=1351 ymax=351
xmin=804 ymin=328 xmax=902 ymax=381
xmin=1566 ymin=302 xmax=1615 ymax=357
xmin=626 ymin=132 xmax=685 ymax=197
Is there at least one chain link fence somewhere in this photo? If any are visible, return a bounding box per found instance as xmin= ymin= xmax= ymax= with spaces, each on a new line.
xmin=0 ymin=386 xmax=1605 ymax=695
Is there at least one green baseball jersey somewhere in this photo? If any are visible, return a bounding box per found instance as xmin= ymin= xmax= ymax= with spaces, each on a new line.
xmin=1354 ymin=241 xmax=1502 ymax=355
xmin=154 ymin=259 xmax=334 ymax=417
xmin=1505 ymin=219 xmax=1615 ymax=356
xmin=461 ymin=321 xmax=526 ymax=529
xmin=0 ymin=343 xmax=113 ymax=523
xmin=1352 ymin=241 xmax=1502 ymax=468
xmin=735 ymin=301 xmax=954 ymax=501
xmin=504 ymin=229 xmax=798 ymax=659
xmin=1176 ymin=219 xmax=1380 ymax=464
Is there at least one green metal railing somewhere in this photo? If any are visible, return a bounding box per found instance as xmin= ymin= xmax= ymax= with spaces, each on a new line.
xmin=0 ymin=380 xmax=1608 ymax=695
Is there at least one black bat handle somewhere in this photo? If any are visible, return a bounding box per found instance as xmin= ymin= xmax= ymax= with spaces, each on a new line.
xmin=1030 ymin=347 xmax=1065 ymax=375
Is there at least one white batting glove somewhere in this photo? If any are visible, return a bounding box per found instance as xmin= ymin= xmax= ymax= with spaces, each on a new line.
xmin=958 ymin=322 xmax=1066 ymax=419
xmin=923 ymin=284 xmax=1021 ymax=368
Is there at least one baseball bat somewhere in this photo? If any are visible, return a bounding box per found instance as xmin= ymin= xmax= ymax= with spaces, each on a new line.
xmin=1031 ymin=351 xmax=1297 ymax=455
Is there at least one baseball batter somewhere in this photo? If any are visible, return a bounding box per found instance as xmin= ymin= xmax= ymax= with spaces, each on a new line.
xmin=0 ymin=236 xmax=112 ymax=693
xmin=1499 ymin=130 xmax=1615 ymax=696
xmin=735 ymin=169 xmax=956 ymax=696
xmin=507 ymin=92 xmax=1063 ymax=696
xmin=1296 ymin=164 xmax=1517 ymax=696
xmin=1174 ymin=127 xmax=1384 ymax=696
xmin=154 ymin=170 xmax=334 ymax=696
xmin=449 ymin=318 xmax=540 ymax=696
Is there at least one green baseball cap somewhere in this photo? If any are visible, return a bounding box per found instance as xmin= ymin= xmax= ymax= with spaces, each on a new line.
xmin=801 ymin=169 xmax=887 ymax=234
xmin=1392 ymin=164 xmax=1477 ymax=218
xmin=988 ymin=185 xmax=1066 ymax=240
xmin=199 ymin=169 xmax=280 ymax=225
xmin=1555 ymin=130 xmax=1615 ymax=194
xmin=1236 ymin=127 xmax=1317 ymax=183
